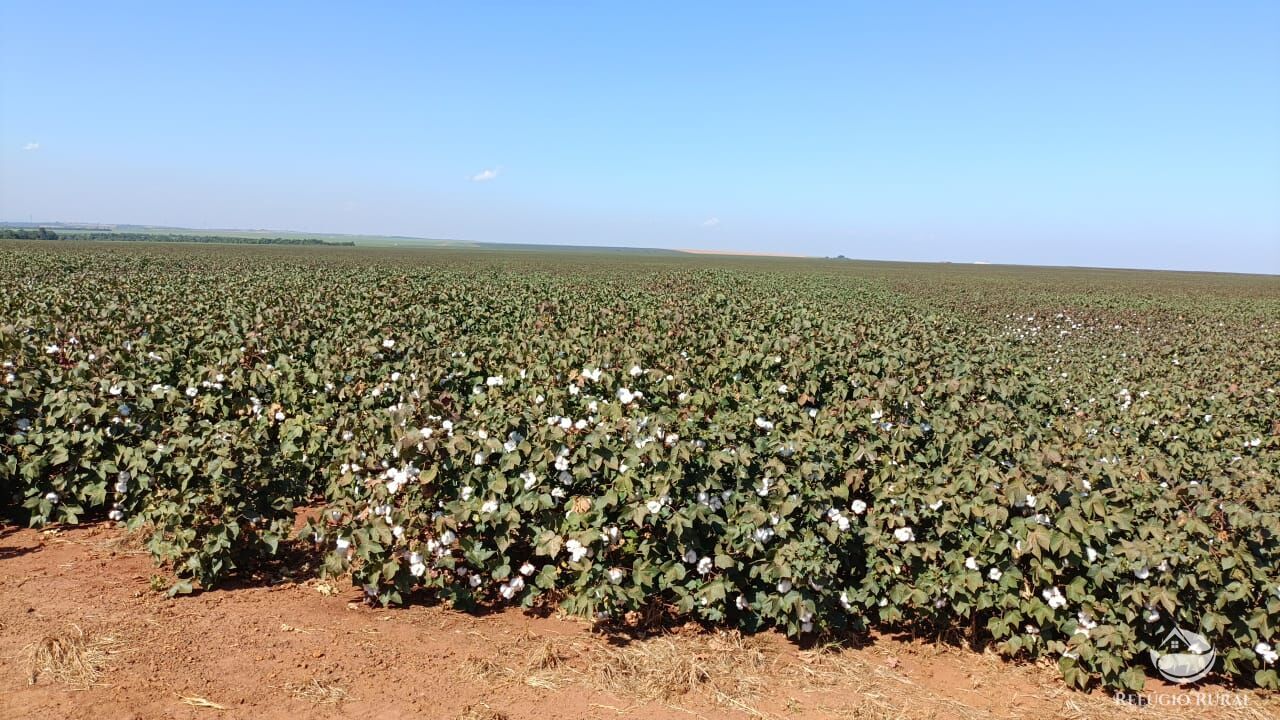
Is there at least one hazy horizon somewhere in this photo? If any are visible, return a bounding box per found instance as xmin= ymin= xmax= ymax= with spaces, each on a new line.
xmin=2 ymin=2 xmax=1278 ymax=273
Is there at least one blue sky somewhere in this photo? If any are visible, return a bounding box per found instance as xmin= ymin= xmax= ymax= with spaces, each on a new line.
xmin=2 ymin=2 xmax=1277 ymax=272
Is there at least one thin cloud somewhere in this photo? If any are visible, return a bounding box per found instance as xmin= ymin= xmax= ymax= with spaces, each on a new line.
xmin=23 ymin=142 xmax=40 ymax=151
xmin=701 ymin=216 xmax=720 ymax=227
xmin=471 ymin=168 xmax=499 ymax=182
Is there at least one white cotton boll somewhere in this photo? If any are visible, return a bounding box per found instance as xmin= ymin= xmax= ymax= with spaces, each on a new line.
xmin=335 ymin=537 xmax=351 ymax=551
xmin=736 ymin=595 xmax=749 ymax=610
xmin=1086 ymin=547 xmax=1098 ymax=563
xmin=988 ymin=568 xmax=1003 ymax=581
xmin=870 ymin=409 xmax=883 ymax=421
xmin=473 ymin=452 xmax=487 ymax=466
xmin=486 ymin=375 xmax=504 ymax=387
xmin=1135 ymin=566 xmax=1150 ymax=580
xmin=696 ymin=557 xmax=713 ymax=575
xmin=965 ymin=557 xmax=978 ymax=571
xmin=566 ymin=539 xmax=588 ymax=562
xmin=382 ymin=338 xmax=395 ymax=348
xmin=753 ymin=527 xmax=774 ymax=543
xmin=520 ymin=562 xmax=536 ymax=576
xmin=929 ymin=500 xmax=944 ymax=511
xmin=275 ymin=410 xmax=285 ymax=421
xmin=629 ymin=365 xmax=642 ymax=377
xmin=461 ymin=487 xmax=474 ymax=501
xmin=616 ymin=387 xmax=638 ymax=404
xmin=440 ymin=530 xmax=456 ymax=545
xmin=115 ymin=481 xmax=129 ymax=493
xmin=1042 ymin=587 xmax=1067 ymax=610
xmin=568 ymin=384 xmax=580 ymax=396
xmin=522 ymin=470 xmax=539 ymax=489
xmin=607 ymin=568 xmax=624 ymax=583
xmin=851 ymin=499 xmax=867 ymax=515
xmin=1255 ymin=643 xmax=1278 ymax=665
xmin=535 ymin=394 xmax=545 ymax=404
xmin=683 ymin=549 xmax=698 ymax=564
xmin=185 ymin=386 xmax=198 ymax=397
xmin=469 ymin=574 xmax=482 ymax=588
xmin=481 ymin=500 xmax=498 ymax=514
xmin=777 ymin=579 xmax=792 ymax=593
xmin=108 ymin=509 xmax=124 ymax=521
xmin=754 ymin=417 xmax=774 ymax=431
xmin=646 ymin=499 xmax=663 ymax=514
xmin=893 ymin=527 xmax=914 ymax=543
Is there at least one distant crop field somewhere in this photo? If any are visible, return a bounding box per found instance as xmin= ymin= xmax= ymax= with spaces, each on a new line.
xmin=2 ymin=240 xmax=1277 ymax=691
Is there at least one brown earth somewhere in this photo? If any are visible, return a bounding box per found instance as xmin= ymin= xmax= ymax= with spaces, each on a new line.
xmin=0 ymin=523 xmax=1273 ymax=720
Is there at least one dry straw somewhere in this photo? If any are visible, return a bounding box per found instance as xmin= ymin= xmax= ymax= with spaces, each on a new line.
xmin=23 ymin=625 xmax=121 ymax=689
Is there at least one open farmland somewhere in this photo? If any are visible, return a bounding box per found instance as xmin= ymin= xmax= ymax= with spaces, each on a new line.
xmin=2 ymin=240 xmax=1279 ymax=711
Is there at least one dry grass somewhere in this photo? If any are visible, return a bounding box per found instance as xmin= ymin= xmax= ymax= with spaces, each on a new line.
xmin=578 ymin=631 xmax=770 ymax=707
xmin=789 ymin=643 xmax=1277 ymax=720
xmin=781 ymin=645 xmax=993 ymax=720
xmin=23 ymin=625 xmax=122 ymax=689
xmin=177 ymin=694 xmax=229 ymax=710
xmin=463 ymin=627 xmax=1278 ymax=720
xmin=285 ymin=678 xmax=348 ymax=704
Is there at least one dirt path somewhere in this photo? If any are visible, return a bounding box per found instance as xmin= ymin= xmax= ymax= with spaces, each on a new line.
xmin=0 ymin=523 xmax=1272 ymax=720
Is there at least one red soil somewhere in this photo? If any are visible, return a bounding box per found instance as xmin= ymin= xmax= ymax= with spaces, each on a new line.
xmin=1 ymin=523 xmax=1271 ymax=720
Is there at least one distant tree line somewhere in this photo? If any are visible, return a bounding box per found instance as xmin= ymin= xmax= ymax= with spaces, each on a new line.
xmin=0 ymin=227 xmax=355 ymax=246
xmin=1 ymin=227 xmax=59 ymax=240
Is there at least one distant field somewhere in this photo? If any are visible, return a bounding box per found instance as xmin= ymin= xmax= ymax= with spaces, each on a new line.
xmin=2 ymin=239 xmax=1277 ymax=695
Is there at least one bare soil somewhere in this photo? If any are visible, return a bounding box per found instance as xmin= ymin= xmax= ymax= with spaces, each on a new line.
xmin=1 ymin=523 xmax=1273 ymax=720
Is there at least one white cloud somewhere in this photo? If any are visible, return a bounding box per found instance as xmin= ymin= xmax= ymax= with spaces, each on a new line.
xmin=22 ymin=142 xmax=40 ymax=151
xmin=471 ymin=168 xmax=499 ymax=182
xmin=701 ymin=216 xmax=720 ymax=227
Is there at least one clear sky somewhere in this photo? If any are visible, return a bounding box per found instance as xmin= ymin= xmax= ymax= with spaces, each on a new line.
xmin=2 ymin=2 xmax=1277 ymax=272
